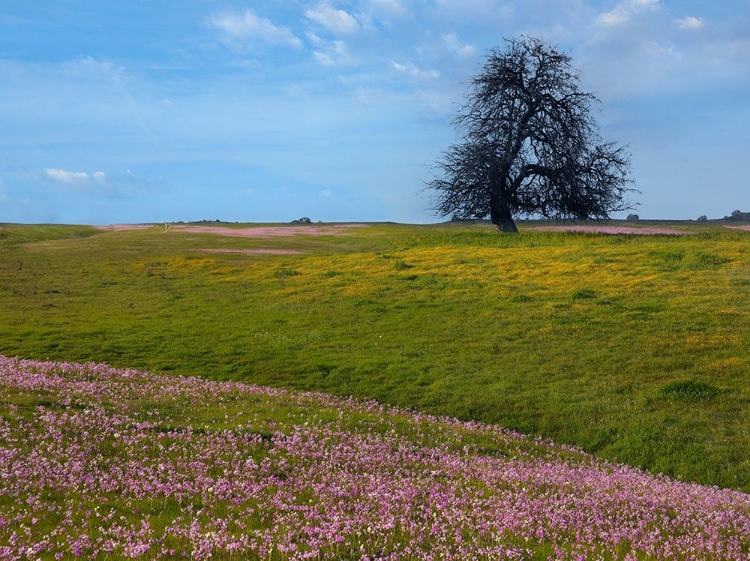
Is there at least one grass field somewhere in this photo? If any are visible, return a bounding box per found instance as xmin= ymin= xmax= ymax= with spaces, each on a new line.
xmin=0 ymin=221 xmax=748 ymax=493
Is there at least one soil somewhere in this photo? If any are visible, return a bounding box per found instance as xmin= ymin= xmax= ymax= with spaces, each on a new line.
xmin=171 ymin=224 xmax=368 ymax=237
xmin=96 ymin=224 xmax=154 ymax=231
xmin=197 ymin=248 xmax=305 ymax=255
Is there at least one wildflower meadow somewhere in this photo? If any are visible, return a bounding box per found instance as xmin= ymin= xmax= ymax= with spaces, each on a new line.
xmin=1 ymin=222 xmax=748 ymax=491
xmin=1 ymin=356 xmax=748 ymax=560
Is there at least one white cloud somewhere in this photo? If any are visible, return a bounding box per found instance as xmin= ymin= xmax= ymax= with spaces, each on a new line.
xmin=93 ymin=171 xmax=107 ymax=181
xmin=46 ymin=168 xmax=89 ymax=184
xmin=442 ymin=33 xmax=475 ymax=58
xmin=306 ymin=4 xmax=359 ymax=35
xmin=391 ymin=61 xmax=440 ymax=79
xmin=312 ymin=40 xmax=353 ymax=66
xmin=596 ymin=5 xmax=630 ymax=27
xmin=675 ymin=16 xmax=705 ymax=31
xmin=319 ymin=189 xmax=332 ymax=197
xmin=208 ymin=9 xmax=302 ymax=48
xmin=596 ymin=0 xmax=660 ymax=27
xmin=307 ymin=31 xmax=324 ymax=47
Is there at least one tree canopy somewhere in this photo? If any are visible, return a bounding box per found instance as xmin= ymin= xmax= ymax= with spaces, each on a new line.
xmin=429 ymin=36 xmax=635 ymax=232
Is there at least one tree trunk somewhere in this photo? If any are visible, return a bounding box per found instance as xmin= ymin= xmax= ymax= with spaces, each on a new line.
xmin=491 ymin=207 xmax=519 ymax=233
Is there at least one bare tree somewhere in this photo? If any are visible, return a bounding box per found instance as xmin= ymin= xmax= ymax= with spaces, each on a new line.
xmin=428 ymin=36 xmax=636 ymax=232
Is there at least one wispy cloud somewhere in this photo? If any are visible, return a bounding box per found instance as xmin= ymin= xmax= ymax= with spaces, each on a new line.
xmin=391 ymin=61 xmax=440 ymax=79
xmin=442 ymin=33 xmax=475 ymax=58
xmin=46 ymin=168 xmax=111 ymax=188
xmin=45 ymin=168 xmax=90 ymax=184
xmin=44 ymin=168 xmax=165 ymax=197
xmin=642 ymin=40 xmax=681 ymax=60
xmin=675 ymin=16 xmax=705 ymax=31
xmin=308 ymin=34 xmax=354 ymax=66
xmin=306 ymin=4 xmax=360 ymax=35
xmin=62 ymin=56 xmax=124 ymax=81
xmin=208 ymin=9 xmax=302 ymax=49
xmin=596 ymin=0 xmax=660 ymax=27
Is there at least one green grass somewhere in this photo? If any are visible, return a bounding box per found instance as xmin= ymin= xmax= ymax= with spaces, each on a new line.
xmin=1 ymin=220 xmax=749 ymax=491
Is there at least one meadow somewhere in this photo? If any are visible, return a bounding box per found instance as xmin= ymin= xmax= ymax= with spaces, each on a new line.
xmin=0 ymin=220 xmax=748 ymax=500
xmin=1 ymin=356 xmax=748 ymax=559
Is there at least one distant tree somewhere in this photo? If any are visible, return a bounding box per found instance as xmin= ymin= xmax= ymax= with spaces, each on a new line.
xmin=724 ymin=210 xmax=750 ymax=221
xmin=697 ymin=215 xmax=708 ymax=222
xmin=627 ymin=214 xmax=640 ymax=221
xmin=428 ymin=36 xmax=636 ymax=233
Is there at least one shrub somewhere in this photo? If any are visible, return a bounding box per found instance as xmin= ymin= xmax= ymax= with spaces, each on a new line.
xmin=696 ymin=215 xmax=708 ymax=222
xmin=626 ymin=214 xmax=639 ymax=221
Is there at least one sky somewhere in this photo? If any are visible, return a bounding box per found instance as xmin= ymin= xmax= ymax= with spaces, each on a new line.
xmin=1 ymin=0 xmax=748 ymax=225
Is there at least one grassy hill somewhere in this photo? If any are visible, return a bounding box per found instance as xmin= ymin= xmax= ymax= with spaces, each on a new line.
xmin=0 ymin=221 xmax=748 ymax=491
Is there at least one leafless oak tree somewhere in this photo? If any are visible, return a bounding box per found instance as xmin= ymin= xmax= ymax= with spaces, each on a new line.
xmin=428 ymin=36 xmax=636 ymax=232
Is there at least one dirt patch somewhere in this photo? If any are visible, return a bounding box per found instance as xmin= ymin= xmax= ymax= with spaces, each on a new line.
xmin=172 ymin=224 xmax=367 ymax=237
xmin=532 ymin=225 xmax=691 ymax=235
xmin=96 ymin=224 xmax=154 ymax=232
xmin=724 ymin=225 xmax=750 ymax=232
xmin=198 ymin=248 xmax=305 ymax=255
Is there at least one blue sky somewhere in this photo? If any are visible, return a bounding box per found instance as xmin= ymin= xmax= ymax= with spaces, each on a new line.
xmin=1 ymin=0 xmax=748 ymax=224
